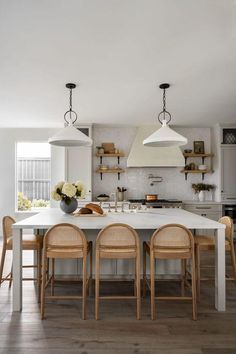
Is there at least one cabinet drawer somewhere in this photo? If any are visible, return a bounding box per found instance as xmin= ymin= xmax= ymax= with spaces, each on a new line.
xmin=183 ymin=204 xmax=222 ymax=213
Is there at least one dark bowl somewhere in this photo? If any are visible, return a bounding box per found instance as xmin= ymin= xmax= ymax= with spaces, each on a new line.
xmin=184 ymin=149 xmax=192 ymax=153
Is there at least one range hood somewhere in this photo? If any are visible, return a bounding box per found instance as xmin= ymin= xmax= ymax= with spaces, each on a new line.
xmin=127 ymin=126 xmax=185 ymax=167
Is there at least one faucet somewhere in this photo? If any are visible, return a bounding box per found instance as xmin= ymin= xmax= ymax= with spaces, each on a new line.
xmin=102 ymin=202 xmax=111 ymax=212
xmin=110 ymin=192 xmax=118 ymax=212
xmin=121 ymin=202 xmax=130 ymax=212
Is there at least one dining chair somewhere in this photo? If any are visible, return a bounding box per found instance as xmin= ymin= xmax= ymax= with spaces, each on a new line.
xmin=40 ymin=223 xmax=92 ymax=320
xmin=95 ymin=223 xmax=141 ymax=320
xmin=195 ymin=216 xmax=236 ymax=300
xmin=143 ymin=224 xmax=197 ymax=320
xmin=0 ymin=215 xmax=43 ymax=302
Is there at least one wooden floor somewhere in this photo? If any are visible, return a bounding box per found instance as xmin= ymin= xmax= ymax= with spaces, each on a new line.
xmin=0 ymin=247 xmax=236 ymax=354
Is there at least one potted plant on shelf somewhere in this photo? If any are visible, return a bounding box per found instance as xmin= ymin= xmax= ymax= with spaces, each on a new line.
xmin=192 ymin=183 xmax=215 ymax=202
xmin=51 ymin=181 xmax=86 ymax=213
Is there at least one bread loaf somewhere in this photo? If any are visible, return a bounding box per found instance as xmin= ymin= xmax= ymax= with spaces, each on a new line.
xmin=78 ymin=207 xmax=93 ymax=214
xmin=85 ymin=203 xmax=104 ymax=215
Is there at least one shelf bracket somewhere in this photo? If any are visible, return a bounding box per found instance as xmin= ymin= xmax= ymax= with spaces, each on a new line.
xmin=117 ymin=156 xmax=120 ymax=164
xmin=185 ymin=172 xmax=188 ymax=181
xmin=118 ymin=172 xmax=120 ymax=180
xmin=100 ymin=156 xmax=102 ymax=164
xmin=100 ymin=172 xmax=103 ymax=181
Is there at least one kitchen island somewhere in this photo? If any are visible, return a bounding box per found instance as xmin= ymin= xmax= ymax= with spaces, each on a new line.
xmin=12 ymin=208 xmax=225 ymax=312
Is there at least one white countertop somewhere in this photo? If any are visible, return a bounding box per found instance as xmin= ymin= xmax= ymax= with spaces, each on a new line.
xmin=183 ymin=200 xmax=223 ymax=205
xmin=12 ymin=208 xmax=225 ymax=230
xmin=183 ymin=200 xmax=236 ymax=205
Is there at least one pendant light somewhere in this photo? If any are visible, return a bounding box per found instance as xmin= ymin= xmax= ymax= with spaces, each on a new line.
xmin=48 ymin=83 xmax=93 ymax=147
xmin=143 ymin=83 xmax=187 ymax=147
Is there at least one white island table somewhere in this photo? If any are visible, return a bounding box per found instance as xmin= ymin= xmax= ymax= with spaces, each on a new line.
xmin=12 ymin=208 xmax=226 ymax=312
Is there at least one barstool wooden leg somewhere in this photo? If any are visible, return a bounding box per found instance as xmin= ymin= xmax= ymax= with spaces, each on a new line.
xmin=37 ymin=248 xmax=41 ymax=303
xmin=51 ymin=259 xmax=55 ymax=296
xmin=230 ymin=243 xmax=236 ymax=285
xmin=191 ymin=257 xmax=197 ymax=321
xmin=150 ymin=250 xmax=156 ymax=320
xmin=143 ymin=242 xmax=147 ymax=297
xmin=195 ymin=245 xmax=200 ymax=301
xmin=134 ymin=259 xmax=137 ymax=297
xmin=0 ymin=246 xmax=6 ymax=286
xmin=95 ymin=249 xmax=100 ymax=320
xmin=41 ymin=252 xmax=47 ymax=320
xmin=89 ymin=243 xmax=93 ymax=295
xmin=181 ymin=259 xmax=185 ymax=296
xmin=136 ymin=254 xmax=141 ymax=320
xmin=9 ymin=263 xmax=13 ymax=289
xmin=82 ymin=254 xmax=87 ymax=320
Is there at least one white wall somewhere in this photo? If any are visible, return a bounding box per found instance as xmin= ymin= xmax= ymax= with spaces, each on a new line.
xmin=92 ymin=125 xmax=219 ymax=201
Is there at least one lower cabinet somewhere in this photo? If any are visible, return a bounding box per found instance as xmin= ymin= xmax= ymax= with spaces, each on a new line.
xmin=183 ymin=203 xmax=222 ymax=235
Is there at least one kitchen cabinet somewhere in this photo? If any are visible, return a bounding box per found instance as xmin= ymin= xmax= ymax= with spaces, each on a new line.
xmin=66 ymin=125 xmax=92 ymax=202
xmin=221 ymin=145 xmax=236 ymax=201
xmin=183 ymin=203 xmax=222 ymax=235
xmin=66 ymin=146 xmax=92 ymax=202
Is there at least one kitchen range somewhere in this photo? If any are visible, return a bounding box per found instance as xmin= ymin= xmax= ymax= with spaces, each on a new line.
xmin=128 ymin=198 xmax=183 ymax=209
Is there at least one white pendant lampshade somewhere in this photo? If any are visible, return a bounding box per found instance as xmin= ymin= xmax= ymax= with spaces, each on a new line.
xmin=143 ymin=83 xmax=187 ymax=147
xmin=143 ymin=120 xmax=187 ymax=147
xmin=48 ymin=124 xmax=92 ymax=147
xmin=48 ymin=83 xmax=92 ymax=147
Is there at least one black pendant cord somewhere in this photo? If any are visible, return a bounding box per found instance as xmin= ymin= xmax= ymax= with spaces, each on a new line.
xmin=64 ymin=83 xmax=78 ymax=125
xmin=158 ymin=83 xmax=172 ymax=125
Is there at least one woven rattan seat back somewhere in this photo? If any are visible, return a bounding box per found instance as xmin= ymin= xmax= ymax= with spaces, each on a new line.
xmin=151 ymin=224 xmax=194 ymax=255
xmin=219 ymin=216 xmax=233 ymax=242
xmin=96 ymin=223 xmax=138 ymax=249
xmin=2 ymin=216 xmax=15 ymax=244
xmin=44 ymin=223 xmax=87 ymax=250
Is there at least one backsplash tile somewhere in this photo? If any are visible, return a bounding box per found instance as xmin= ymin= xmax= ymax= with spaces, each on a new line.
xmin=92 ymin=125 xmax=217 ymax=201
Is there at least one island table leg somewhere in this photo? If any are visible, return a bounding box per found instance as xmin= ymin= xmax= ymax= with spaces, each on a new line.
xmin=13 ymin=228 xmax=22 ymax=312
xmin=215 ymin=228 xmax=225 ymax=311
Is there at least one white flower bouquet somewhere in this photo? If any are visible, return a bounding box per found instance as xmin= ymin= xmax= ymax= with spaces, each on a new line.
xmin=51 ymin=181 xmax=86 ymax=204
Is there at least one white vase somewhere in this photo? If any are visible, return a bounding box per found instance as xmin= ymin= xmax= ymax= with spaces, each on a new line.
xmin=198 ymin=190 xmax=205 ymax=202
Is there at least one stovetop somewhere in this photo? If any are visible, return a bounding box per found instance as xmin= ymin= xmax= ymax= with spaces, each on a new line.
xmin=128 ymin=199 xmax=182 ymax=205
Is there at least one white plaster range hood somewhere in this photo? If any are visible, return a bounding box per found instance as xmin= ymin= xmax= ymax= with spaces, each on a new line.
xmin=127 ymin=126 xmax=185 ymax=167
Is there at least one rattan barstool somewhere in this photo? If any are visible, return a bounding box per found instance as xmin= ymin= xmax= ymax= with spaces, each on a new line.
xmin=195 ymin=216 xmax=236 ymax=300
xmin=40 ymin=223 xmax=92 ymax=320
xmin=95 ymin=223 xmax=141 ymax=320
xmin=0 ymin=216 xmax=43 ymax=302
xmin=143 ymin=224 xmax=197 ymax=320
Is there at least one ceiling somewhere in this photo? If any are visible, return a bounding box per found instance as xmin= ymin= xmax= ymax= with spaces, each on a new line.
xmin=0 ymin=0 xmax=235 ymax=128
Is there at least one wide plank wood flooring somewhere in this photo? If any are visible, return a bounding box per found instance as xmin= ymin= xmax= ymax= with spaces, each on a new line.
xmin=0 ymin=245 xmax=236 ymax=354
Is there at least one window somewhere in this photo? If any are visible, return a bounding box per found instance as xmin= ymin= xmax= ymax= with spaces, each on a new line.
xmin=16 ymin=142 xmax=51 ymax=211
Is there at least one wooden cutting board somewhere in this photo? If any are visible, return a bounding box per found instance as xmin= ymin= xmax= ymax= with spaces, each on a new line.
xmin=73 ymin=212 xmax=107 ymax=217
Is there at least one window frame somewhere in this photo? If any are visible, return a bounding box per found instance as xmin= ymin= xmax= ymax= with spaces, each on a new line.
xmin=15 ymin=140 xmax=51 ymax=213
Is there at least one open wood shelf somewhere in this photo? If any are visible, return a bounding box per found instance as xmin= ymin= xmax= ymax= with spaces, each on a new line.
xmin=96 ymin=153 xmax=125 ymax=157
xmin=96 ymin=168 xmax=125 ymax=180
xmin=181 ymin=169 xmax=213 ymax=181
xmin=96 ymin=152 xmax=125 ymax=165
xmin=183 ymin=153 xmax=213 ymax=158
